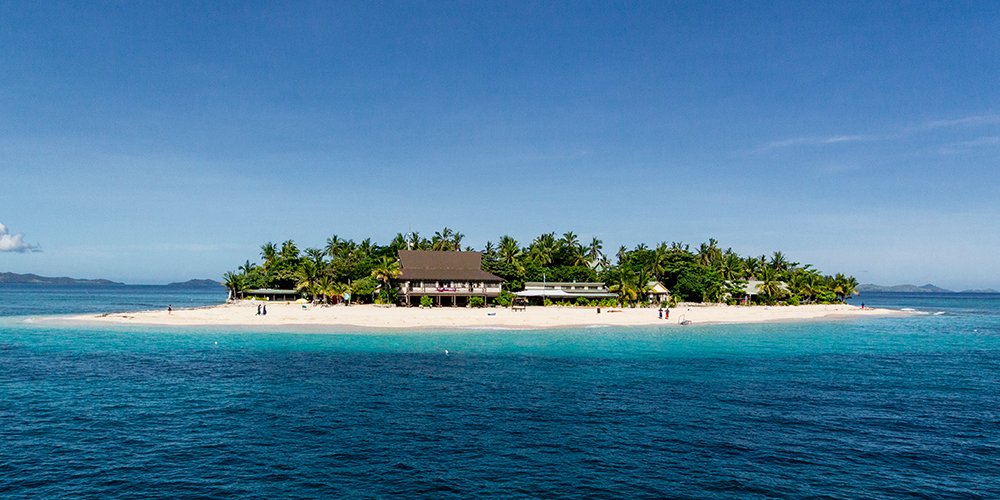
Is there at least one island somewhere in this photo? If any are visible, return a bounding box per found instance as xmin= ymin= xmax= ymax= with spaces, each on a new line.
xmin=69 ymin=229 xmax=906 ymax=329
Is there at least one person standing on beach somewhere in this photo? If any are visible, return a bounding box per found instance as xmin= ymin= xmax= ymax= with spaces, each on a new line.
xmin=658 ymin=308 xmax=663 ymax=319
xmin=262 ymin=304 xmax=267 ymax=316
xmin=257 ymin=304 xmax=261 ymax=315
xmin=168 ymin=305 xmax=172 ymax=314
xmin=665 ymin=308 xmax=669 ymax=320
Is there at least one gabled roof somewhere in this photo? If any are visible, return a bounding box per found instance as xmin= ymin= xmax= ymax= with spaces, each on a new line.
xmin=647 ymin=281 xmax=670 ymax=294
xmin=397 ymin=250 xmax=503 ymax=281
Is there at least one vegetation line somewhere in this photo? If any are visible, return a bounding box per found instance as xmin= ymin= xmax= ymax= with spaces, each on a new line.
xmin=222 ymin=228 xmax=858 ymax=306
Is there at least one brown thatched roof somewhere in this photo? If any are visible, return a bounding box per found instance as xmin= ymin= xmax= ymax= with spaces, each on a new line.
xmin=397 ymin=250 xmax=503 ymax=282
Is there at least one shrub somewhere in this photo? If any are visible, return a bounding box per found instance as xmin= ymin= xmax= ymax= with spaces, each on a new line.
xmin=469 ymin=296 xmax=485 ymax=308
xmin=543 ymin=298 xmax=553 ymax=307
xmin=575 ymin=297 xmax=590 ymax=306
xmin=420 ymin=295 xmax=433 ymax=307
xmin=493 ymin=291 xmax=514 ymax=307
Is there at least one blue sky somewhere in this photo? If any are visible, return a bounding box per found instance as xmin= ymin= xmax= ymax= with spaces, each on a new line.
xmin=1 ymin=1 xmax=998 ymax=288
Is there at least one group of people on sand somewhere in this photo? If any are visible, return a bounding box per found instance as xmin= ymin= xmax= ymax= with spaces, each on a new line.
xmin=256 ymin=304 xmax=267 ymax=316
xmin=658 ymin=307 xmax=670 ymax=320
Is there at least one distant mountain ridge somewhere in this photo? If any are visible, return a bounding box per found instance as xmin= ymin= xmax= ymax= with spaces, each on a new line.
xmin=0 ymin=272 xmax=124 ymax=286
xmin=859 ymin=283 xmax=998 ymax=294
xmin=1 ymin=273 xmax=222 ymax=287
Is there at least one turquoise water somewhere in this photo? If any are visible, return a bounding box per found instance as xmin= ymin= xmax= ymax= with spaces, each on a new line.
xmin=1 ymin=288 xmax=998 ymax=497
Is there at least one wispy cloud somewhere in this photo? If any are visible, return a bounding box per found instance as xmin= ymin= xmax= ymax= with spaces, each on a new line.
xmin=0 ymin=223 xmax=41 ymax=253
xmin=912 ymin=114 xmax=1000 ymax=131
xmin=757 ymin=113 xmax=1000 ymax=153
xmin=757 ymin=134 xmax=883 ymax=152
xmin=937 ymin=135 xmax=1000 ymax=154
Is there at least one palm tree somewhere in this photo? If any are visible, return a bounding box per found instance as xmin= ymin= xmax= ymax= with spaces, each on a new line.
xmin=295 ymin=260 xmax=321 ymax=298
xmin=315 ymin=275 xmax=335 ymax=304
xmin=305 ymin=248 xmax=325 ymax=267
xmin=529 ymin=233 xmax=558 ymax=266
xmin=587 ymin=237 xmax=603 ymax=264
xmin=832 ymin=273 xmax=859 ymax=302
xmin=718 ymin=253 xmax=743 ymax=281
xmin=649 ymin=243 xmax=669 ymax=279
xmin=451 ymin=230 xmax=464 ymax=251
xmin=325 ymin=235 xmax=343 ymax=258
xmin=370 ymin=256 xmax=402 ymax=296
xmin=560 ymin=231 xmax=579 ymax=250
xmin=260 ymin=242 xmax=277 ymax=268
xmin=616 ymin=245 xmax=628 ymax=265
xmin=238 ymin=260 xmax=256 ymax=274
xmin=222 ymin=271 xmax=245 ymax=301
xmin=432 ymin=227 xmax=455 ymax=251
xmin=280 ymin=240 xmax=299 ymax=260
xmin=483 ymin=241 xmax=497 ymax=261
xmin=770 ymin=251 xmax=789 ymax=273
xmin=498 ymin=235 xmax=522 ymax=265
xmin=757 ymin=267 xmax=785 ymax=302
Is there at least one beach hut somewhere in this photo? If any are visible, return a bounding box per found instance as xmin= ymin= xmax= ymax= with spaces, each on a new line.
xmin=647 ymin=281 xmax=670 ymax=303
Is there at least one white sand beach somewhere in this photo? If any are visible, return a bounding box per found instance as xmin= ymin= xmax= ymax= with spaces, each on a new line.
xmin=67 ymin=301 xmax=904 ymax=330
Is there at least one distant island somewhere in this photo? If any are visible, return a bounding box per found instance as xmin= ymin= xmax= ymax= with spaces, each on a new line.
xmin=0 ymin=272 xmax=124 ymax=286
xmin=0 ymin=272 xmax=221 ymax=287
xmin=859 ymin=283 xmax=998 ymax=294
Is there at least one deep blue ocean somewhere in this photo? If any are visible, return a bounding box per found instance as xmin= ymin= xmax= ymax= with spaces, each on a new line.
xmin=1 ymin=286 xmax=998 ymax=498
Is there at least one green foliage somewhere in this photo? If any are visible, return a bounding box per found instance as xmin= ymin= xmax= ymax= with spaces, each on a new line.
xmin=229 ymin=231 xmax=857 ymax=309
xmin=350 ymin=276 xmax=378 ymax=301
xmin=543 ymin=298 xmax=553 ymax=307
xmin=575 ymin=297 xmax=590 ymax=306
xmin=420 ymin=295 xmax=433 ymax=307
xmin=468 ymin=296 xmax=485 ymax=308
xmin=493 ymin=291 xmax=514 ymax=307
xmin=376 ymin=287 xmax=398 ymax=305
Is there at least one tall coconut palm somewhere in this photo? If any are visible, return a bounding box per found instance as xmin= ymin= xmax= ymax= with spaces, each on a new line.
xmin=498 ymin=235 xmax=522 ymax=265
xmin=587 ymin=237 xmax=603 ymax=264
xmin=770 ymin=251 xmax=789 ymax=273
xmin=528 ymin=233 xmax=558 ymax=266
xmin=325 ymin=235 xmax=343 ymax=258
xmin=616 ymin=245 xmax=628 ymax=265
xmin=370 ymin=256 xmax=401 ymax=294
xmin=260 ymin=242 xmax=278 ymax=268
xmin=483 ymin=241 xmax=497 ymax=261
xmin=649 ymin=243 xmax=669 ymax=279
xmin=757 ymin=267 xmax=785 ymax=301
xmin=295 ymin=260 xmax=321 ymax=298
xmin=432 ymin=227 xmax=456 ymax=251
xmin=280 ymin=240 xmax=299 ymax=260
xmin=222 ymin=271 xmax=245 ymax=301
xmin=305 ymin=248 xmax=326 ymax=267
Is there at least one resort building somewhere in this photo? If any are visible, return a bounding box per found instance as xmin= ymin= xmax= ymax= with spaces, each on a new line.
xmin=241 ymin=288 xmax=301 ymax=301
xmin=515 ymin=281 xmax=617 ymax=303
xmin=395 ymin=250 xmax=503 ymax=306
xmin=737 ymin=280 xmax=790 ymax=304
xmin=647 ymin=281 xmax=670 ymax=303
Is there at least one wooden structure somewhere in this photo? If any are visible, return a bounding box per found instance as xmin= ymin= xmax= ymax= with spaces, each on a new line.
xmin=395 ymin=250 xmax=504 ymax=307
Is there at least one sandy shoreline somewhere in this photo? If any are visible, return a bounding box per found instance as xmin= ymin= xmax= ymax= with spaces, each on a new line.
xmin=61 ymin=301 xmax=904 ymax=331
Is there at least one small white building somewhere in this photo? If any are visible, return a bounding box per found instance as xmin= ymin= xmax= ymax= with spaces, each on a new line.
xmin=515 ymin=282 xmax=617 ymax=303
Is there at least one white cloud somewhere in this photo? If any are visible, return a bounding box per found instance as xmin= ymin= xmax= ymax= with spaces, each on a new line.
xmin=0 ymin=223 xmax=40 ymax=252
xmin=757 ymin=113 xmax=1000 ymax=153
